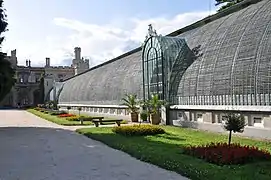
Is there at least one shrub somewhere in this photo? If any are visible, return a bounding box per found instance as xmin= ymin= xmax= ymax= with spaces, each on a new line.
xmin=66 ymin=116 xmax=93 ymax=121
xmin=50 ymin=111 xmax=66 ymax=116
xmin=112 ymin=125 xmax=165 ymax=136
xmin=183 ymin=142 xmax=271 ymax=165
xmin=58 ymin=113 xmax=76 ymax=118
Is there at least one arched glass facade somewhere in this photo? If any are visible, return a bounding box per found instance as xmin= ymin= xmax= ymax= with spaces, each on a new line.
xmin=142 ymin=34 xmax=195 ymax=103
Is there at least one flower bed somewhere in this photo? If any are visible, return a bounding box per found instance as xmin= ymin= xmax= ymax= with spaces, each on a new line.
xmin=112 ymin=125 xmax=165 ymax=136
xmin=58 ymin=113 xmax=76 ymax=118
xmin=183 ymin=142 xmax=271 ymax=165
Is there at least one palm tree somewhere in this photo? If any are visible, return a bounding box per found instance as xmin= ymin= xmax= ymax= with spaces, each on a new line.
xmin=147 ymin=94 xmax=166 ymax=125
xmin=223 ymin=113 xmax=246 ymax=145
xmin=122 ymin=94 xmax=139 ymax=122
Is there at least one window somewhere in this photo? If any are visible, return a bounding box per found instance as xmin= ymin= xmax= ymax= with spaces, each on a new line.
xmin=253 ymin=117 xmax=263 ymax=128
xmin=46 ymin=81 xmax=48 ymax=86
xmin=196 ymin=113 xmax=203 ymax=122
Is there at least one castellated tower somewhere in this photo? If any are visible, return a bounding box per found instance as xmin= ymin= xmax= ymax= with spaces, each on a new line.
xmin=72 ymin=47 xmax=90 ymax=75
xmin=45 ymin=57 xmax=51 ymax=67
xmin=7 ymin=49 xmax=18 ymax=68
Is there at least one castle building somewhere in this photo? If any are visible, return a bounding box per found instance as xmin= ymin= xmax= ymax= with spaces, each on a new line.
xmin=0 ymin=47 xmax=89 ymax=107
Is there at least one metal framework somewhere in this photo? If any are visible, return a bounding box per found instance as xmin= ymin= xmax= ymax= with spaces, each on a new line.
xmin=142 ymin=25 xmax=195 ymax=103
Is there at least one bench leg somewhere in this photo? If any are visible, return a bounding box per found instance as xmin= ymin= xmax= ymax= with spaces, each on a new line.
xmin=116 ymin=121 xmax=121 ymax=126
xmin=94 ymin=122 xmax=99 ymax=127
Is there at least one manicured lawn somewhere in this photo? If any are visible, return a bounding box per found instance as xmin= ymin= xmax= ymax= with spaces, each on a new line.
xmin=76 ymin=126 xmax=271 ymax=180
xmin=27 ymin=109 xmax=93 ymax=126
xmin=27 ymin=109 xmax=128 ymax=126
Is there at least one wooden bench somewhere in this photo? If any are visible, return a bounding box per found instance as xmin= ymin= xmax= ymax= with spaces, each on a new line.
xmin=90 ymin=116 xmax=104 ymax=124
xmin=92 ymin=119 xmax=123 ymax=127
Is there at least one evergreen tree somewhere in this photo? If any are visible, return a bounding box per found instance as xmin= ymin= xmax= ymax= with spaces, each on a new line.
xmin=0 ymin=0 xmax=15 ymax=102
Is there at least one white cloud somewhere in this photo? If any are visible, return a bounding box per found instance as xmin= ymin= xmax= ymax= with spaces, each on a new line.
xmin=5 ymin=11 xmax=214 ymax=67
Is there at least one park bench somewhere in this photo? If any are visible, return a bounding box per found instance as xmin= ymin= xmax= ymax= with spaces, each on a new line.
xmin=90 ymin=116 xmax=105 ymax=124
xmin=92 ymin=119 xmax=123 ymax=127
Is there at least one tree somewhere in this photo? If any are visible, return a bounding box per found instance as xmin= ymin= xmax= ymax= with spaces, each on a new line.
xmin=121 ymin=94 xmax=139 ymax=122
xmin=215 ymin=0 xmax=245 ymax=11
xmin=223 ymin=113 xmax=246 ymax=145
xmin=0 ymin=0 xmax=15 ymax=102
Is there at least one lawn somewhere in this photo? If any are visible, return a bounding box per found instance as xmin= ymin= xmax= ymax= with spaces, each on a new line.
xmin=76 ymin=126 xmax=271 ymax=180
xmin=27 ymin=109 xmax=128 ymax=126
xmin=27 ymin=109 xmax=93 ymax=126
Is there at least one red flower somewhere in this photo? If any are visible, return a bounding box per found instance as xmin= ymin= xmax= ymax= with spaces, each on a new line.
xmin=58 ymin=114 xmax=76 ymax=118
xmin=183 ymin=142 xmax=271 ymax=165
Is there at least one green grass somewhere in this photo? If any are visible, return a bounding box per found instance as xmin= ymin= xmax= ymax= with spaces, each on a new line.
xmin=28 ymin=109 xmax=93 ymax=126
xmin=76 ymin=126 xmax=271 ymax=180
xmin=27 ymin=109 xmax=128 ymax=126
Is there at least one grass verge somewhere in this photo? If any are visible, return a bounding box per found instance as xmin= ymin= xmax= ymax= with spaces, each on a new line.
xmin=76 ymin=126 xmax=271 ymax=180
xmin=27 ymin=109 xmax=93 ymax=126
xmin=27 ymin=109 xmax=128 ymax=126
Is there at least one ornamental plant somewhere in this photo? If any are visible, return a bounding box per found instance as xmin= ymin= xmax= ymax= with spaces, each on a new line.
xmin=77 ymin=107 xmax=83 ymax=124
xmin=183 ymin=142 xmax=271 ymax=165
xmin=223 ymin=113 xmax=246 ymax=145
xmin=121 ymin=94 xmax=139 ymax=122
xmin=67 ymin=106 xmax=71 ymax=113
xmin=112 ymin=124 xmax=165 ymax=136
xmin=58 ymin=113 xmax=75 ymax=118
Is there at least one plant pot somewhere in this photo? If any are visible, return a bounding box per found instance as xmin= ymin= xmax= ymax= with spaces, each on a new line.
xmin=151 ymin=113 xmax=160 ymax=125
xmin=131 ymin=112 xmax=139 ymax=122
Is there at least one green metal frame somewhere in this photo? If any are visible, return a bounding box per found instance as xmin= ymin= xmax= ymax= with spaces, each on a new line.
xmin=142 ymin=34 xmax=195 ymax=104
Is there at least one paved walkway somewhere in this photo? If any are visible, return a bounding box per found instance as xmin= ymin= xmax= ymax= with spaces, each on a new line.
xmin=0 ymin=110 xmax=189 ymax=180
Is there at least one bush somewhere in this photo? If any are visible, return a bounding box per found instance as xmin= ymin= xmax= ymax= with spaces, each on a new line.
xmin=58 ymin=113 xmax=76 ymax=118
xmin=112 ymin=125 xmax=165 ymax=136
xmin=50 ymin=111 xmax=66 ymax=116
xmin=183 ymin=142 xmax=271 ymax=165
xmin=66 ymin=116 xmax=93 ymax=121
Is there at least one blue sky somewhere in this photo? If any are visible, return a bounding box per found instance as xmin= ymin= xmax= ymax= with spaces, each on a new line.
xmin=3 ymin=0 xmax=217 ymax=67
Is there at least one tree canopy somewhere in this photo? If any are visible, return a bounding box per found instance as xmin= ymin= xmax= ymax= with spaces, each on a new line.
xmin=0 ymin=0 xmax=15 ymax=102
xmin=215 ymin=0 xmax=245 ymax=11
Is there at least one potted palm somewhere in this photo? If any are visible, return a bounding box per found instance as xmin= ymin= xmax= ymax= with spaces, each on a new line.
xmin=147 ymin=94 xmax=166 ymax=125
xmin=122 ymin=94 xmax=139 ymax=122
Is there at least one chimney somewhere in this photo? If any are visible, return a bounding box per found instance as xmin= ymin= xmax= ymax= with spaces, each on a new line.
xmin=26 ymin=60 xmax=29 ymax=67
xmin=29 ymin=60 xmax=31 ymax=67
xmin=45 ymin=57 xmax=50 ymax=67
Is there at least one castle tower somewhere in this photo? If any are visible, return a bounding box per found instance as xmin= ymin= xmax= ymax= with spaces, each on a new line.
xmin=9 ymin=49 xmax=18 ymax=67
xmin=74 ymin=47 xmax=81 ymax=60
xmin=45 ymin=57 xmax=50 ymax=67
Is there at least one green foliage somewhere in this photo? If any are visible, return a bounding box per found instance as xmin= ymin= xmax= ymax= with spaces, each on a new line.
xmin=215 ymin=0 xmax=245 ymax=11
xmin=0 ymin=1 xmax=15 ymax=102
xmin=121 ymin=94 xmax=138 ymax=113
xmin=77 ymin=126 xmax=271 ymax=180
xmin=140 ymin=110 xmax=148 ymax=121
xmin=145 ymin=94 xmax=166 ymax=115
xmin=66 ymin=116 xmax=93 ymax=121
xmin=112 ymin=125 xmax=165 ymax=136
xmin=224 ymin=113 xmax=246 ymax=145
xmin=224 ymin=113 xmax=246 ymax=133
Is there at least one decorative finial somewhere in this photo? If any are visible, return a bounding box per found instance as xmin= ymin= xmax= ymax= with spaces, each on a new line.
xmin=143 ymin=24 xmax=158 ymax=46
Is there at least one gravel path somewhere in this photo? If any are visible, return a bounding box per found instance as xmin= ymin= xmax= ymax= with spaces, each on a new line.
xmin=0 ymin=110 xmax=189 ymax=180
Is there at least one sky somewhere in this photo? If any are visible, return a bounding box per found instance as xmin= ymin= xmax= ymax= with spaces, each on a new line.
xmin=2 ymin=0 xmax=218 ymax=67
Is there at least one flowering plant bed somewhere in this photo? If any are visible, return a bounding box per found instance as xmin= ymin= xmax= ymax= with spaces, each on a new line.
xmin=58 ymin=113 xmax=76 ymax=118
xmin=183 ymin=142 xmax=271 ymax=165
